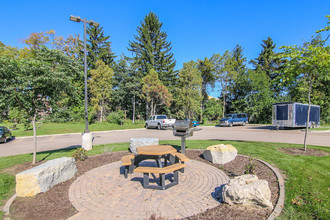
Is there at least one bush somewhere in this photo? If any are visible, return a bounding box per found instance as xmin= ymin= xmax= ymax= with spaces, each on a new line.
xmin=107 ymin=110 xmax=125 ymax=125
xmin=244 ymin=158 xmax=257 ymax=174
xmin=72 ymin=148 xmax=88 ymax=161
xmin=122 ymin=119 xmax=145 ymax=126
xmin=23 ymin=119 xmax=31 ymax=130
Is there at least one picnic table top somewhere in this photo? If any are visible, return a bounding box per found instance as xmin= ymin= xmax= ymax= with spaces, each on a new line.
xmin=137 ymin=145 xmax=177 ymax=156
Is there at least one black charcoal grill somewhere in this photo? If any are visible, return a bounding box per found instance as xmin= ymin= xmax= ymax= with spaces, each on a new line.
xmin=172 ymin=119 xmax=201 ymax=154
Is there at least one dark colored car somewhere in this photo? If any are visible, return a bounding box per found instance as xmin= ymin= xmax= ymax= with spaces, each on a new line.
xmin=0 ymin=126 xmax=12 ymax=143
xmin=219 ymin=113 xmax=248 ymax=127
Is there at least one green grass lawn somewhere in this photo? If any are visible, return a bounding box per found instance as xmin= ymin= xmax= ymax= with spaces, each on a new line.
xmin=0 ymin=140 xmax=329 ymax=219
xmin=0 ymin=121 xmax=145 ymax=137
xmin=310 ymin=124 xmax=330 ymax=131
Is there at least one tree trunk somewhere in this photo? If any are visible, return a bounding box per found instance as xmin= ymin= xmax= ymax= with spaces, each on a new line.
xmin=32 ymin=114 xmax=37 ymax=164
xmin=222 ymin=84 xmax=227 ymax=117
xmin=151 ymin=99 xmax=154 ymax=116
xmin=200 ymin=102 xmax=203 ymax=122
xmin=132 ymin=95 xmax=135 ymax=124
xmin=146 ymin=102 xmax=149 ymax=120
xmin=100 ymin=104 xmax=103 ymax=122
xmin=303 ymin=81 xmax=312 ymax=151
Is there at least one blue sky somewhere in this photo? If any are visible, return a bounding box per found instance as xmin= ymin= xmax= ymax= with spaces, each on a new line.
xmin=1 ymin=0 xmax=329 ymax=97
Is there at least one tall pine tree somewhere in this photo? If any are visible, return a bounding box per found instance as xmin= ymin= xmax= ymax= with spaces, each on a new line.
xmin=87 ymin=26 xmax=115 ymax=69
xmin=128 ymin=12 xmax=177 ymax=88
xmin=250 ymin=37 xmax=285 ymax=95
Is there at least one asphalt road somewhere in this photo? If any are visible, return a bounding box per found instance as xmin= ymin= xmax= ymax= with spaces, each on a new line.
xmin=0 ymin=125 xmax=329 ymax=157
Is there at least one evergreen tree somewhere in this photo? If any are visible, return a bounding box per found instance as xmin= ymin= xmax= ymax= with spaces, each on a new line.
xmin=128 ymin=12 xmax=177 ymax=88
xmin=197 ymin=57 xmax=216 ymax=119
xmin=112 ymin=58 xmax=141 ymax=122
xmin=227 ymin=45 xmax=247 ymax=113
xmin=250 ymin=37 xmax=285 ymax=94
xmin=87 ymin=26 xmax=115 ymax=69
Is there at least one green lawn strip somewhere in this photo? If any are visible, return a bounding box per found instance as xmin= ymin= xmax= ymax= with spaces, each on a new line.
xmin=0 ymin=140 xmax=329 ymax=219
xmin=310 ymin=126 xmax=330 ymax=131
xmin=200 ymin=123 xmax=218 ymax=126
xmin=0 ymin=122 xmax=145 ymax=137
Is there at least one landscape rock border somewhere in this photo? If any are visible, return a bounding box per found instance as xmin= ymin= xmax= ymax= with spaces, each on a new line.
xmin=238 ymin=155 xmax=285 ymax=220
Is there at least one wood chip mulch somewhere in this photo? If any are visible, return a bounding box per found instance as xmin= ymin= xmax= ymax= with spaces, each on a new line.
xmin=278 ymin=147 xmax=330 ymax=157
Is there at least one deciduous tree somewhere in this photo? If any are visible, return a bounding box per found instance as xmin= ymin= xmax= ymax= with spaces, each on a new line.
xmin=89 ymin=60 xmax=114 ymax=122
xmin=279 ymin=35 xmax=330 ymax=150
xmin=0 ymin=47 xmax=80 ymax=164
xmin=175 ymin=61 xmax=202 ymax=119
xmin=141 ymin=69 xmax=172 ymax=117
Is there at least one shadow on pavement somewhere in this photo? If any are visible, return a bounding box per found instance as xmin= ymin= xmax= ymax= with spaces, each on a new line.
xmin=247 ymin=126 xmax=304 ymax=131
xmin=246 ymin=125 xmax=277 ymax=130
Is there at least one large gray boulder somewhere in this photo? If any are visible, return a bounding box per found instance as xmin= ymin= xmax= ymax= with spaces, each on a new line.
xmin=203 ymin=144 xmax=237 ymax=164
xmin=221 ymin=174 xmax=273 ymax=209
xmin=16 ymin=157 xmax=77 ymax=197
xmin=129 ymin=138 xmax=159 ymax=154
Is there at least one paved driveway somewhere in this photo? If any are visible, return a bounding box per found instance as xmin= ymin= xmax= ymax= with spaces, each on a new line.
xmin=0 ymin=125 xmax=329 ymax=157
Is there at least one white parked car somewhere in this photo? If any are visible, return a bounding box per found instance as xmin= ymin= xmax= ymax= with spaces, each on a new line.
xmin=145 ymin=115 xmax=176 ymax=130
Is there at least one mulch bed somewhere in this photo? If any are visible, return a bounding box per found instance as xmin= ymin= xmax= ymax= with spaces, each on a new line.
xmin=8 ymin=150 xmax=279 ymax=220
xmin=278 ymin=147 xmax=330 ymax=157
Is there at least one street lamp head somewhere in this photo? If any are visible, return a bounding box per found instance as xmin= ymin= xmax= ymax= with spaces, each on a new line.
xmin=70 ymin=15 xmax=81 ymax=22
xmin=89 ymin=20 xmax=99 ymax=27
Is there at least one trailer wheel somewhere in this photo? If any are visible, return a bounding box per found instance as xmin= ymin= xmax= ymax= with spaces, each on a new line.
xmin=311 ymin=122 xmax=316 ymax=129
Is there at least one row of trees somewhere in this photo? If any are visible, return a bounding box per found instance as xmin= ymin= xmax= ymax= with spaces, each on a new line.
xmin=1 ymin=13 xmax=330 ymax=128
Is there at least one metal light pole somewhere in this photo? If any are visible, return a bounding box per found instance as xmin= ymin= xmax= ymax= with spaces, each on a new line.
xmin=70 ymin=15 xmax=99 ymax=150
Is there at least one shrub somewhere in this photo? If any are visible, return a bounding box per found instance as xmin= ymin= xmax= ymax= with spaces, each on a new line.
xmin=72 ymin=148 xmax=88 ymax=161
xmin=107 ymin=110 xmax=125 ymax=125
xmin=244 ymin=158 xmax=257 ymax=174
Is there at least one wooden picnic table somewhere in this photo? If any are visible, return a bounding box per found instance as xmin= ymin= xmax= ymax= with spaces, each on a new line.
xmin=135 ymin=145 xmax=177 ymax=168
xmin=137 ymin=145 xmax=177 ymax=156
xmin=121 ymin=145 xmax=190 ymax=189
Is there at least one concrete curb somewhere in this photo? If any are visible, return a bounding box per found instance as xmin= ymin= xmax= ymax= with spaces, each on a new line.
xmin=2 ymin=193 xmax=16 ymax=219
xmin=239 ymin=154 xmax=285 ymax=220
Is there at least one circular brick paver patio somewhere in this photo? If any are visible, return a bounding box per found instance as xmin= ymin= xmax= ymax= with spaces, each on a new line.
xmin=68 ymin=160 xmax=229 ymax=220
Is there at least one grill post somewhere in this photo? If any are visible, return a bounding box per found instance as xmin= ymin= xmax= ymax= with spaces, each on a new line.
xmin=172 ymin=119 xmax=202 ymax=155
xmin=181 ymin=137 xmax=186 ymax=154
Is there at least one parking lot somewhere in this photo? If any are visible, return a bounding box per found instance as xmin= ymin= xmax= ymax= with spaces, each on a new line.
xmin=0 ymin=125 xmax=329 ymax=157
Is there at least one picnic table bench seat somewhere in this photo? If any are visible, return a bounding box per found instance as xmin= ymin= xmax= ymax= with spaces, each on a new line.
xmin=134 ymin=163 xmax=186 ymax=190
xmin=121 ymin=154 xmax=135 ymax=178
xmin=171 ymin=152 xmax=189 ymax=162
xmin=164 ymin=152 xmax=189 ymax=173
